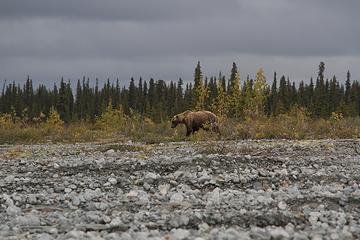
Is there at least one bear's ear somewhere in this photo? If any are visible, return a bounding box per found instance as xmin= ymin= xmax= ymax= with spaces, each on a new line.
xmin=177 ymin=114 xmax=185 ymax=122
xmin=183 ymin=110 xmax=191 ymax=116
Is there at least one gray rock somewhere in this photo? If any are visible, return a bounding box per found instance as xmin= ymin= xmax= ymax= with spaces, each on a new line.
xmin=174 ymin=171 xmax=184 ymax=179
xmin=309 ymin=212 xmax=321 ymax=225
xmin=158 ymin=184 xmax=170 ymax=196
xmin=3 ymin=194 xmax=22 ymax=217
xmin=144 ymin=172 xmax=158 ymax=183
xmin=293 ymin=233 xmax=309 ymax=240
xmin=65 ymin=230 xmax=85 ymax=239
xmin=109 ymin=217 xmax=123 ymax=227
xmin=207 ymin=187 xmax=221 ymax=206
xmin=5 ymin=175 xmax=15 ymax=183
xmin=104 ymin=232 xmax=121 ymax=240
xmin=269 ymin=227 xmax=290 ymax=240
xmin=71 ymin=195 xmax=80 ymax=206
xmin=14 ymin=214 xmax=41 ymax=226
xmin=170 ymin=192 xmax=184 ymax=203
xmin=83 ymin=188 xmax=102 ymax=201
xmin=105 ymin=149 xmax=115 ymax=155
xmin=250 ymin=227 xmax=270 ymax=240
xmin=198 ymin=169 xmax=211 ymax=183
xmin=108 ymin=177 xmax=117 ymax=185
xmin=36 ymin=233 xmax=54 ymax=240
xmin=253 ymin=181 xmax=263 ymax=190
xmin=27 ymin=194 xmax=38 ymax=204
xmin=171 ymin=228 xmax=190 ymax=240
xmin=137 ymin=190 xmax=149 ymax=203
xmin=48 ymin=228 xmax=58 ymax=235
xmin=143 ymin=182 xmax=151 ymax=191
xmin=85 ymin=211 xmax=104 ymax=223
xmin=278 ymin=201 xmax=287 ymax=210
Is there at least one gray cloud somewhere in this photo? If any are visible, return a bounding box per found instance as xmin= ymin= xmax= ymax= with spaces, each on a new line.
xmin=0 ymin=0 xmax=359 ymax=84
xmin=0 ymin=0 xmax=240 ymax=21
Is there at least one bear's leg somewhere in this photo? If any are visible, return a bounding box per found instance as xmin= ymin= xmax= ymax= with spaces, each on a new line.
xmin=213 ymin=124 xmax=221 ymax=135
xmin=186 ymin=125 xmax=193 ymax=136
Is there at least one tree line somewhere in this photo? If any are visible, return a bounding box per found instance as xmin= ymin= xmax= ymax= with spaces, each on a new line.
xmin=0 ymin=62 xmax=359 ymax=123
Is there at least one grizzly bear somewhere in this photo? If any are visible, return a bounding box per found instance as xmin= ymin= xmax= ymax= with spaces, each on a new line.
xmin=171 ymin=110 xmax=220 ymax=136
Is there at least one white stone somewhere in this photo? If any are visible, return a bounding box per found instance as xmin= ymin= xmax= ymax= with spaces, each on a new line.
xmin=65 ymin=230 xmax=85 ymax=239
xmin=174 ymin=171 xmax=184 ymax=179
xmin=244 ymin=155 xmax=251 ymax=160
xmin=198 ymin=169 xmax=211 ymax=183
xmin=144 ymin=172 xmax=157 ymax=183
xmin=36 ymin=233 xmax=54 ymax=240
xmin=170 ymin=192 xmax=184 ymax=203
xmin=269 ymin=227 xmax=290 ymax=240
xmin=171 ymin=229 xmax=190 ymax=240
xmin=4 ymin=175 xmax=15 ymax=183
xmin=108 ymin=177 xmax=117 ymax=185
xmin=109 ymin=217 xmax=122 ymax=227
xmin=105 ymin=149 xmax=115 ymax=155
xmin=127 ymin=190 xmax=138 ymax=198
xmin=207 ymin=187 xmax=220 ymax=205
xmin=158 ymin=184 xmax=170 ymax=196
xmin=83 ymin=188 xmax=102 ymax=201
xmin=137 ymin=190 xmax=149 ymax=203
xmin=15 ymin=214 xmax=41 ymax=226
xmin=278 ymin=201 xmax=287 ymax=210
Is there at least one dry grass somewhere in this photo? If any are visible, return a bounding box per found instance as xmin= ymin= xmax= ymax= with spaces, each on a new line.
xmin=1 ymin=107 xmax=360 ymax=144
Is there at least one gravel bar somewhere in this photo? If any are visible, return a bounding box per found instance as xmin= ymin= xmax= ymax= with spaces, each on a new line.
xmin=1 ymin=139 xmax=360 ymax=239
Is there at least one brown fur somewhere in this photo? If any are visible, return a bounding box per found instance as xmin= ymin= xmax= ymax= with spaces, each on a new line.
xmin=171 ymin=110 xmax=220 ymax=136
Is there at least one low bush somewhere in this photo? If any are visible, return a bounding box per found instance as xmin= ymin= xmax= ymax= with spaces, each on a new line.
xmin=1 ymin=106 xmax=360 ymax=144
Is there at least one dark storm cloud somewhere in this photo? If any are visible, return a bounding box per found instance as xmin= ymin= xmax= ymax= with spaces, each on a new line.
xmin=0 ymin=0 xmax=359 ymax=84
xmin=0 ymin=0 xmax=240 ymax=21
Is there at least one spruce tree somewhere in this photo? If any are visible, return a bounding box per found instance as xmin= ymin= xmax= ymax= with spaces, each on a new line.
xmin=277 ymin=75 xmax=289 ymax=114
xmin=212 ymin=74 xmax=228 ymax=117
xmin=228 ymin=62 xmax=242 ymax=117
xmin=313 ymin=62 xmax=328 ymax=118
xmin=175 ymin=78 xmax=184 ymax=113
xmin=128 ymin=77 xmax=136 ymax=111
xmin=268 ymin=72 xmax=278 ymax=116
xmin=298 ymin=81 xmax=306 ymax=107
xmin=192 ymin=61 xmax=208 ymax=110
xmin=75 ymin=79 xmax=82 ymax=120
xmin=148 ymin=78 xmax=156 ymax=114
xmin=345 ymin=70 xmax=351 ymax=104
xmin=252 ymin=68 xmax=268 ymax=117
xmin=94 ymin=79 xmax=100 ymax=118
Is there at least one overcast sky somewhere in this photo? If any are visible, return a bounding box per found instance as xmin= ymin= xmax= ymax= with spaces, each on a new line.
xmin=0 ymin=0 xmax=359 ymax=86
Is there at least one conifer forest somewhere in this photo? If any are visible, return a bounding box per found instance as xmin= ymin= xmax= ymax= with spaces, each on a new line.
xmin=0 ymin=62 xmax=358 ymax=123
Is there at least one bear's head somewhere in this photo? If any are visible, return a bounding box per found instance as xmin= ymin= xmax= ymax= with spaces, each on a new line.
xmin=171 ymin=110 xmax=191 ymax=128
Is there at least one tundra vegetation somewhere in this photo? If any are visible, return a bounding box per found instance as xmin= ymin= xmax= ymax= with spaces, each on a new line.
xmin=0 ymin=62 xmax=360 ymax=144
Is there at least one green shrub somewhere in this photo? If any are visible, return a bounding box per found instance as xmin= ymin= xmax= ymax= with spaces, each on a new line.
xmin=44 ymin=107 xmax=64 ymax=132
xmin=95 ymin=103 xmax=126 ymax=131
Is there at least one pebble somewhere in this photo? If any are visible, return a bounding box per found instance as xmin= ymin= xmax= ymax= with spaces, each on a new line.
xmin=244 ymin=155 xmax=251 ymax=160
xmin=36 ymin=233 xmax=54 ymax=240
xmin=158 ymin=184 xmax=170 ymax=196
xmin=170 ymin=192 xmax=184 ymax=203
xmin=108 ymin=177 xmax=117 ymax=185
xmin=171 ymin=229 xmax=190 ymax=240
xmin=278 ymin=201 xmax=287 ymax=210
xmin=105 ymin=149 xmax=115 ymax=155
xmin=269 ymin=227 xmax=290 ymax=240
xmin=144 ymin=172 xmax=158 ymax=183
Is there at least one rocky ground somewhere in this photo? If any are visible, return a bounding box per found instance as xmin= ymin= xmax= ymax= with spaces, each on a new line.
xmin=0 ymin=139 xmax=360 ymax=240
